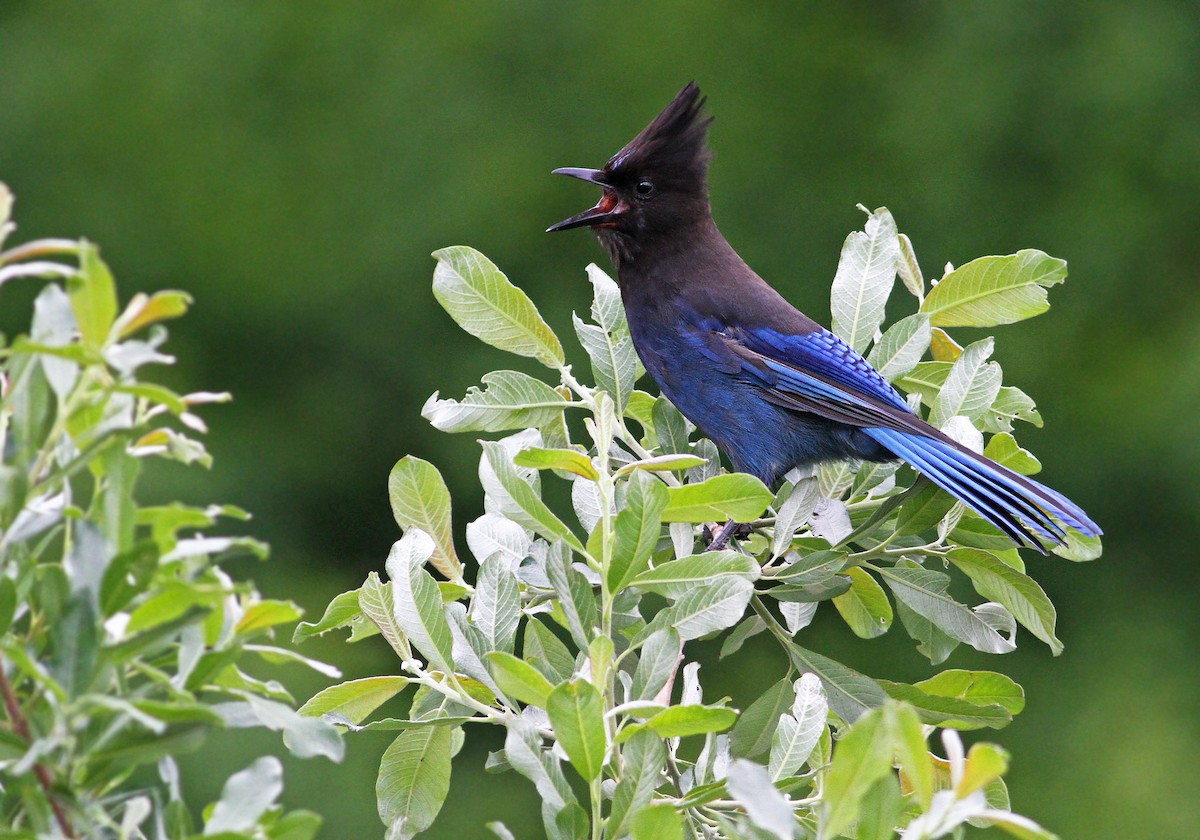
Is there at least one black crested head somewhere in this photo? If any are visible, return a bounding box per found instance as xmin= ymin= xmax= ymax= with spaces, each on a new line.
xmin=548 ymin=83 xmax=715 ymax=265
xmin=606 ymin=81 xmax=713 ymax=194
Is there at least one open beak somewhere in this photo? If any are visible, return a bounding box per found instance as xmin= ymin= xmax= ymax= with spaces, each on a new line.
xmin=547 ymin=167 xmax=627 ymax=232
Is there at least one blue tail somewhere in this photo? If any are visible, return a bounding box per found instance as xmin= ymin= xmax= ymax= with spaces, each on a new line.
xmin=866 ymin=428 xmax=1101 ymax=551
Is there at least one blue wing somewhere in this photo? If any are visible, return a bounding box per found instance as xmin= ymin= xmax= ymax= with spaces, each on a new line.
xmin=710 ymin=324 xmax=1100 ymax=548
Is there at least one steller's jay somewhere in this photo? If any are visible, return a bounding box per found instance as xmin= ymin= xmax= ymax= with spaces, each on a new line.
xmin=548 ymin=83 xmax=1099 ymax=552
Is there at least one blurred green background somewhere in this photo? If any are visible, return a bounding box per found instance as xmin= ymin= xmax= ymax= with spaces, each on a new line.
xmin=3 ymin=1 xmax=1198 ymax=837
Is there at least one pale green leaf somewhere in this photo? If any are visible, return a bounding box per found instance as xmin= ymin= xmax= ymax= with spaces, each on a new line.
xmin=481 ymin=441 xmax=584 ymax=552
xmin=609 ymin=730 xmax=666 ymax=837
xmin=573 ymin=313 xmax=640 ymax=413
xmin=469 ymin=555 xmax=520 ymax=656
xmin=547 ymin=680 xmax=607 ymax=781
xmin=785 ymin=643 xmax=887 ymax=724
xmin=820 ymin=709 xmax=892 ymax=838
xmin=431 ymin=246 xmax=563 ymax=367
xmin=920 ymin=249 xmax=1067 ymax=327
xmin=866 ymin=313 xmax=931 ymax=381
xmin=608 ymin=470 xmax=670 ymax=592
xmin=376 ymin=725 xmax=453 ymax=833
xmin=514 ymin=446 xmax=598 ymax=480
xmin=386 ymin=531 xmax=456 ymax=674
xmin=930 ymin=337 xmax=1002 ymax=427
xmin=882 ymin=700 xmax=933 ymax=809
xmin=630 ymin=628 xmax=682 ymax=702
xmin=69 ymin=242 xmax=118 ymax=347
xmin=983 ymin=433 xmax=1042 ymax=475
xmin=878 ymin=566 xmax=1016 ymax=654
xmin=630 ymin=803 xmax=683 ymax=840
xmin=630 ymin=551 xmax=759 ymax=598
xmin=422 ymin=370 xmax=569 ymax=433
xmin=298 ymin=677 xmax=410 ymax=724
xmin=662 ymin=575 xmax=753 ymax=640
xmin=831 ymin=567 xmax=892 ymax=639
xmin=726 ymin=759 xmax=797 ymax=840
xmin=388 ymin=456 xmax=461 ymax=581
xmin=947 ymin=548 xmax=1061 ymax=654
xmin=484 ymin=651 xmax=555 ymax=708
xmin=831 ymin=207 xmax=900 ymax=353
xmin=661 ymin=474 xmax=773 ymax=523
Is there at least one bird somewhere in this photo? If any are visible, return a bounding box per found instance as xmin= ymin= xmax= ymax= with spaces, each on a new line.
xmin=547 ymin=82 xmax=1099 ymax=553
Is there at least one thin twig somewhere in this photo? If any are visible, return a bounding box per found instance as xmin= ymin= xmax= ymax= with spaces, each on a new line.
xmin=0 ymin=655 xmax=77 ymax=838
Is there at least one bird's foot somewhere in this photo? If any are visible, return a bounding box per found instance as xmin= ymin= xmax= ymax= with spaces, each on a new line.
xmin=703 ymin=520 xmax=751 ymax=552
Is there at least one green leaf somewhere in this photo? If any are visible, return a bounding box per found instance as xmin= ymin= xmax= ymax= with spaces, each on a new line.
xmin=960 ymin=742 xmax=1010 ymax=797
xmin=481 ymin=441 xmax=584 ymax=552
xmin=875 ymin=680 xmax=1012 ymax=729
xmin=929 ymin=337 xmax=1002 ymax=427
xmin=731 ymin=678 xmax=794 ymax=759
xmin=726 ymin=759 xmax=797 ymax=840
xmin=914 ymin=669 xmax=1025 ymax=720
xmin=386 ymin=531 xmax=456 ymax=674
xmin=930 ymin=326 xmax=963 ymax=361
xmin=376 ymin=725 xmax=454 ymax=833
xmin=984 ymin=433 xmax=1042 ymax=475
xmin=877 ymin=565 xmax=1016 ymax=654
xmin=920 ymin=249 xmax=1067 ymax=327
xmin=831 ymin=206 xmax=899 ymax=353
xmin=785 ymin=643 xmax=887 ymax=724
xmin=69 ymin=242 xmax=118 ymax=347
xmin=545 ymin=542 xmax=596 ymax=649
xmin=630 ymin=551 xmax=759 ymax=597
xmin=855 ymin=775 xmax=905 ymax=840
xmin=866 ymin=313 xmax=931 ymax=381
xmin=608 ymin=471 xmax=670 ymax=592
xmin=631 ymin=803 xmax=683 ymax=840
xmin=388 ymin=457 xmax=462 ymax=580
xmin=985 ymin=385 xmax=1043 ymax=432
xmin=359 ymin=574 xmax=407 ymax=658
xmin=609 ymin=730 xmax=667 ymax=838
xmin=423 ymin=370 xmax=570 ymax=434
xmin=298 ymin=677 xmax=410 ymax=724
xmin=662 ymin=575 xmax=753 ymax=640
xmin=431 ymin=246 xmax=563 ymax=368
xmin=514 ymin=446 xmax=598 ymax=480
xmin=638 ymin=704 xmax=737 ymax=739
xmin=1052 ymin=530 xmax=1103 ymax=562
xmin=235 ymin=599 xmax=303 ymax=635
xmin=484 ymin=652 xmax=555 ymax=708
xmin=947 ymin=548 xmax=1062 ymax=654
xmin=573 ymin=314 xmax=641 ymax=413
xmin=652 ymin=398 xmax=691 ymax=455
xmin=831 ymin=567 xmax=893 ymax=639
xmin=768 ymin=673 xmax=828 ymax=781
xmin=523 ymin=619 xmax=577 ymax=683
xmin=294 ymin=588 xmax=372 ymax=645
xmin=586 ymin=264 xmax=625 ymax=332
xmin=772 ymin=477 xmax=821 ymax=557
xmin=820 ymin=709 xmax=893 ymax=839
xmin=547 ymin=680 xmax=607 ymax=781
xmin=895 ymin=360 xmax=952 ymax=406
xmin=897 ymin=231 xmax=924 ymax=300
xmin=205 ymin=757 xmax=284 ymax=833
xmin=894 ymin=597 xmax=959 ymax=665
xmin=470 ymin=555 xmax=521 ymax=656
xmin=630 ymin=628 xmax=682 ymax=702
xmin=882 ymin=701 xmax=933 ymax=809
xmin=661 ymin=474 xmax=773 ymax=523
xmin=116 ymin=289 xmax=192 ymax=337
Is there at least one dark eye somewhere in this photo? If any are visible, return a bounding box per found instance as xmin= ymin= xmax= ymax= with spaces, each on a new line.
xmin=635 ymin=180 xmax=656 ymax=198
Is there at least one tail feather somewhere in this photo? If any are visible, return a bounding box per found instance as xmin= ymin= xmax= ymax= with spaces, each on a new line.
xmin=866 ymin=427 xmax=1101 ymax=550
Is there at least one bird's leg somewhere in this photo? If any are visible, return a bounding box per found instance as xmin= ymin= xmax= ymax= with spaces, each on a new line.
xmin=706 ymin=519 xmax=741 ymax=552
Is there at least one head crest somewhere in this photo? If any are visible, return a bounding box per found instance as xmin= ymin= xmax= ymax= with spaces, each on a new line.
xmin=607 ymin=82 xmax=713 ymax=187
